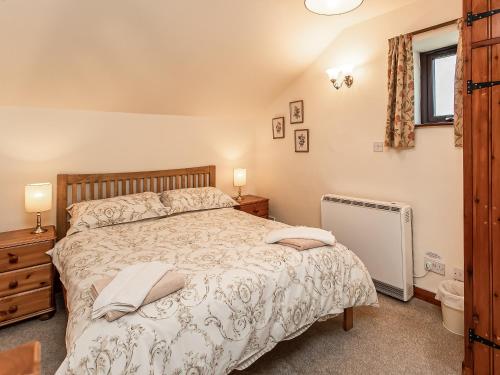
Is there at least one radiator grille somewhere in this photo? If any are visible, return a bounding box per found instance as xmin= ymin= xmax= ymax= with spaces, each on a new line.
xmin=322 ymin=196 xmax=401 ymax=212
xmin=373 ymin=279 xmax=405 ymax=300
xmin=404 ymin=209 xmax=411 ymax=224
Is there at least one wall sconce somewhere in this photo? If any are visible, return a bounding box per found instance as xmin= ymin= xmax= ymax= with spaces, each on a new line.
xmin=326 ymin=65 xmax=354 ymax=90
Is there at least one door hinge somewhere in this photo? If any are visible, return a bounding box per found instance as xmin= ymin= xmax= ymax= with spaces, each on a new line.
xmin=469 ymin=329 xmax=500 ymax=350
xmin=466 ymin=9 xmax=500 ymax=26
xmin=467 ymin=79 xmax=500 ymax=94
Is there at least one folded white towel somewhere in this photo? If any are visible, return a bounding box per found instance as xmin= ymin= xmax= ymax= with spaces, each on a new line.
xmin=92 ymin=262 xmax=171 ymax=320
xmin=264 ymin=226 xmax=336 ymax=246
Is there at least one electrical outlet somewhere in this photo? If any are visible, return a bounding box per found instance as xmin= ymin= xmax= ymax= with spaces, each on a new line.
xmin=373 ymin=142 xmax=384 ymax=152
xmin=453 ymin=267 xmax=464 ymax=282
xmin=424 ymin=257 xmax=446 ymax=276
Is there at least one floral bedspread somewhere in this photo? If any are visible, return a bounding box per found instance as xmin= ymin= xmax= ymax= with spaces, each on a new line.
xmin=52 ymin=208 xmax=378 ymax=375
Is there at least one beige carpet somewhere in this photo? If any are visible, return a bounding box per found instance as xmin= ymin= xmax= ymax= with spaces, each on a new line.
xmin=0 ymin=293 xmax=463 ymax=375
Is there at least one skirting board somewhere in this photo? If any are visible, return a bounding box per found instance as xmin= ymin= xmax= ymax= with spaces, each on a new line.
xmin=414 ymin=286 xmax=441 ymax=307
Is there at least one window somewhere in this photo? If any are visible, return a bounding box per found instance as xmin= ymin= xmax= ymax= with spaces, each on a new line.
xmin=419 ymin=45 xmax=457 ymax=125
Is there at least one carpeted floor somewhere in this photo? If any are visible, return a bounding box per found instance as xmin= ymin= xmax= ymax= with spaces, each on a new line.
xmin=0 ymin=293 xmax=463 ymax=375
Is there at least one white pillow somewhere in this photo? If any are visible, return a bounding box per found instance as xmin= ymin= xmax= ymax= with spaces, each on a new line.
xmin=159 ymin=187 xmax=237 ymax=215
xmin=67 ymin=192 xmax=168 ymax=235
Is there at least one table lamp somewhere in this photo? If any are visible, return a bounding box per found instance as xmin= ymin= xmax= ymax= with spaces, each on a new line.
xmin=233 ymin=168 xmax=246 ymax=201
xmin=25 ymin=183 xmax=52 ymax=234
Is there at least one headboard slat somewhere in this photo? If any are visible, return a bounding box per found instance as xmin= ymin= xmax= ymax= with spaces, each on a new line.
xmin=56 ymin=165 xmax=216 ymax=240
xmin=71 ymin=184 xmax=77 ymax=204
xmin=98 ymin=179 xmax=103 ymax=199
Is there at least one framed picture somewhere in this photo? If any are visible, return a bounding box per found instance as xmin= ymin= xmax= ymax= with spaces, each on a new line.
xmin=295 ymin=129 xmax=309 ymax=152
xmin=289 ymin=100 xmax=304 ymax=124
xmin=272 ymin=117 xmax=285 ymax=139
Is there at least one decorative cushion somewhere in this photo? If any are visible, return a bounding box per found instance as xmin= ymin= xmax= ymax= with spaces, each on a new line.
xmin=160 ymin=187 xmax=237 ymax=215
xmin=67 ymin=192 xmax=168 ymax=235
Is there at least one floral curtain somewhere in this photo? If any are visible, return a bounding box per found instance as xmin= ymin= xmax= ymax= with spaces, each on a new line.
xmin=454 ymin=18 xmax=464 ymax=147
xmin=385 ymin=34 xmax=415 ymax=148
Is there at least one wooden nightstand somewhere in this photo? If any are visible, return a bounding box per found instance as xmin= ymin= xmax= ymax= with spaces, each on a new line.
xmin=234 ymin=195 xmax=269 ymax=219
xmin=0 ymin=226 xmax=56 ymax=327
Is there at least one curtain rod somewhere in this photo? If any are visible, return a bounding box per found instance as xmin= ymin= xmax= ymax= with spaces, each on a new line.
xmin=410 ymin=18 xmax=460 ymax=36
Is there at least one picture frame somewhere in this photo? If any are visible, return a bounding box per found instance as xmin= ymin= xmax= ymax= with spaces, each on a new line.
xmin=289 ymin=100 xmax=304 ymax=124
xmin=294 ymin=129 xmax=309 ymax=153
xmin=272 ymin=117 xmax=285 ymax=139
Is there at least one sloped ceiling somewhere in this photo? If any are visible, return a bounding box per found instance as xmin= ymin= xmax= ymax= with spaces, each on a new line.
xmin=0 ymin=0 xmax=415 ymax=116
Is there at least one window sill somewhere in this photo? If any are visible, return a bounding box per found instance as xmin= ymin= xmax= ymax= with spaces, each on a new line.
xmin=416 ymin=122 xmax=453 ymax=128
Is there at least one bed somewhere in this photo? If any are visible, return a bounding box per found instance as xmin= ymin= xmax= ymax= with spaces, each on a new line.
xmin=52 ymin=165 xmax=378 ymax=374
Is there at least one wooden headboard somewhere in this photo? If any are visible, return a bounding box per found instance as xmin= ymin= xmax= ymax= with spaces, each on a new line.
xmin=56 ymin=165 xmax=216 ymax=240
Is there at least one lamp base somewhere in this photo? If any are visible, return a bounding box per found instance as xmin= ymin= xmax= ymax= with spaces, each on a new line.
xmin=31 ymin=212 xmax=47 ymax=234
xmin=31 ymin=226 xmax=48 ymax=235
xmin=235 ymin=186 xmax=243 ymax=202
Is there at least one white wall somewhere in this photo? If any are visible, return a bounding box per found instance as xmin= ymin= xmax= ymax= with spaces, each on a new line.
xmin=0 ymin=107 xmax=256 ymax=232
xmin=255 ymin=0 xmax=463 ymax=292
xmin=0 ymin=0 xmax=463 ymax=294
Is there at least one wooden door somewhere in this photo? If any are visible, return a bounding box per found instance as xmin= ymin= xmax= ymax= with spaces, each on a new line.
xmin=492 ymin=41 xmax=500 ymax=375
xmin=464 ymin=0 xmax=500 ymax=374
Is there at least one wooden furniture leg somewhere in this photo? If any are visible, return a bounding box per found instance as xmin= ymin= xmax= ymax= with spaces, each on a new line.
xmin=343 ymin=307 xmax=353 ymax=331
xmin=39 ymin=311 xmax=55 ymax=321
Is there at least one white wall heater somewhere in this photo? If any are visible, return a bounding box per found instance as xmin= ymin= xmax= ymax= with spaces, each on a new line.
xmin=321 ymin=194 xmax=414 ymax=301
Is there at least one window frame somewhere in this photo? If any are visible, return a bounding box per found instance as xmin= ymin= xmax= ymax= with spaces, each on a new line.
xmin=419 ymin=44 xmax=457 ymax=126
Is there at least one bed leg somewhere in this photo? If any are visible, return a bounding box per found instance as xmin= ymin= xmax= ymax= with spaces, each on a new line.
xmin=343 ymin=307 xmax=353 ymax=331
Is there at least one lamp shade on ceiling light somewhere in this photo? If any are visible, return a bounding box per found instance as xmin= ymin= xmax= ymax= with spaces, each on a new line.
xmin=25 ymin=183 xmax=52 ymax=213
xmin=233 ymin=168 xmax=247 ymax=187
xmin=305 ymin=0 xmax=364 ymax=15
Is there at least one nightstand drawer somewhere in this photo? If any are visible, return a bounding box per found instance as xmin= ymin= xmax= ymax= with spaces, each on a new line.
xmin=0 ymin=264 xmax=52 ymax=298
xmin=0 ymin=287 xmax=52 ymax=324
xmin=241 ymin=202 xmax=269 ymax=218
xmin=0 ymin=241 xmax=52 ymax=273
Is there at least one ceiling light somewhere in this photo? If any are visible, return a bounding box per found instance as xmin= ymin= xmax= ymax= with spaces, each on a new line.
xmin=305 ymin=0 xmax=364 ymax=16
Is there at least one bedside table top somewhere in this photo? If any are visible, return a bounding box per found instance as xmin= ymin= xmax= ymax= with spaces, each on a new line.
xmin=0 ymin=226 xmax=56 ymax=249
xmin=235 ymin=195 xmax=268 ymax=206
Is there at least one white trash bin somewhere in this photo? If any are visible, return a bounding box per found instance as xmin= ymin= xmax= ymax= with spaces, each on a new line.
xmin=435 ymin=280 xmax=464 ymax=336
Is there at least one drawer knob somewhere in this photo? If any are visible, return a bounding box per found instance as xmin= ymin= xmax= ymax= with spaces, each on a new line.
xmin=8 ymin=253 xmax=19 ymax=264
xmin=253 ymin=209 xmax=259 ymax=213
xmin=8 ymin=305 xmax=18 ymax=314
xmin=8 ymin=280 xmax=18 ymax=289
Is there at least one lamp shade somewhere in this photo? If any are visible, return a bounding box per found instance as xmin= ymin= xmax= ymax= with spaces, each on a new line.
xmin=326 ymin=65 xmax=355 ymax=80
xmin=25 ymin=183 xmax=52 ymax=213
xmin=326 ymin=67 xmax=341 ymax=80
xmin=341 ymin=64 xmax=354 ymax=75
xmin=305 ymin=0 xmax=364 ymax=15
xmin=233 ymin=168 xmax=247 ymax=187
